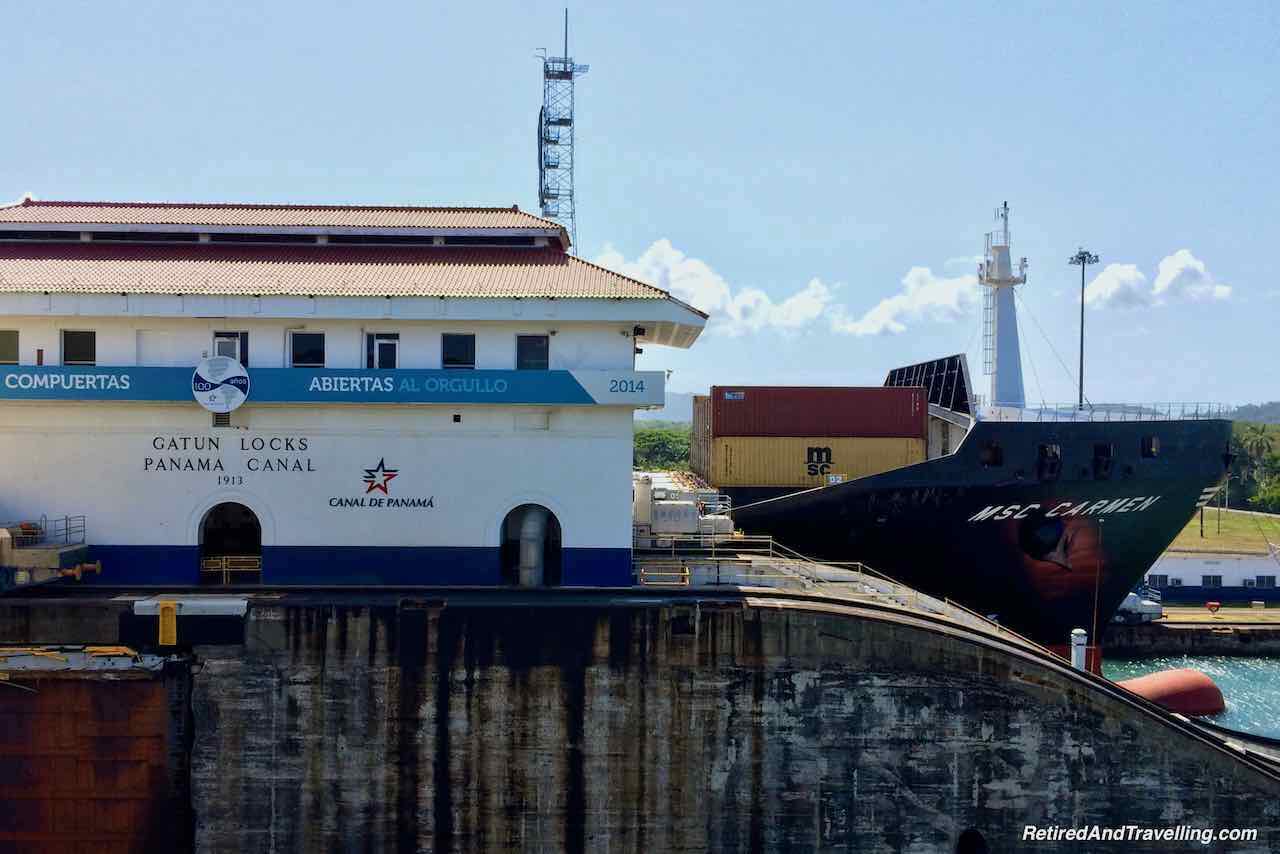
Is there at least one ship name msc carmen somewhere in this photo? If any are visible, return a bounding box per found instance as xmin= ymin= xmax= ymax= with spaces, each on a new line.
xmin=0 ymin=198 xmax=706 ymax=586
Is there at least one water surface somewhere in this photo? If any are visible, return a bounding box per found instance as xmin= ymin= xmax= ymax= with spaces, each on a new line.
xmin=1103 ymin=655 xmax=1280 ymax=739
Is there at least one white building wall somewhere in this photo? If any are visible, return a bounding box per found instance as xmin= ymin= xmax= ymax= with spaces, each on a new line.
xmin=0 ymin=402 xmax=633 ymax=552
xmin=0 ymin=293 xmax=693 ymax=585
xmin=1147 ymin=553 xmax=1280 ymax=588
xmin=0 ymin=316 xmax=634 ymax=371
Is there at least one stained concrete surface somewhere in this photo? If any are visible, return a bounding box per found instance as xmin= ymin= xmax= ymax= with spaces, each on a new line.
xmin=186 ymin=599 xmax=1280 ymax=853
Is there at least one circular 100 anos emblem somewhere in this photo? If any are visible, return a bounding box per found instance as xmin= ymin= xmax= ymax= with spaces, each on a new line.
xmin=192 ymin=356 xmax=251 ymax=413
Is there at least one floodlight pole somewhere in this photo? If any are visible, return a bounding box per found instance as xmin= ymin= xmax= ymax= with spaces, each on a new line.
xmin=1069 ymin=248 xmax=1100 ymax=410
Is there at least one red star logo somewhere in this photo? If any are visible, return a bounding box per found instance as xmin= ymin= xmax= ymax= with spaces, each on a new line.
xmin=362 ymin=458 xmax=399 ymax=494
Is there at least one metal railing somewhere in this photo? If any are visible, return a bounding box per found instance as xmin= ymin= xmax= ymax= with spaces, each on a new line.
xmin=634 ymin=564 xmax=691 ymax=586
xmin=0 ymin=515 xmax=86 ymax=548
xmin=635 ymin=533 xmax=933 ymax=601
xmin=637 ymin=556 xmax=815 ymax=590
xmin=637 ymin=532 xmax=829 ymax=564
xmin=632 ymin=533 xmax=1064 ymax=659
xmin=981 ymin=402 xmax=1231 ymax=423
xmin=699 ymin=495 xmax=733 ymax=515
xmin=1135 ymin=584 xmax=1163 ymax=603
xmin=200 ymin=555 xmax=263 ymax=586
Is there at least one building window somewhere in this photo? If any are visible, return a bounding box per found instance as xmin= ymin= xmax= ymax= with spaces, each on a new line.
xmin=979 ymin=441 xmax=1004 ymax=467
xmin=214 ymin=331 xmax=249 ymax=367
xmin=442 ymin=333 xmax=475 ymax=370
xmin=1258 ymin=576 xmax=1277 ymax=589
xmin=289 ymin=332 xmax=325 ymax=368
xmin=0 ymin=330 xmax=16 ymax=364
xmin=1202 ymin=575 xmax=1222 ymax=588
xmin=1141 ymin=436 xmax=1160 ymax=458
xmin=1093 ymin=443 xmax=1115 ymax=480
xmin=1036 ymin=444 xmax=1062 ymax=481
xmin=62 ymin=330 xmax=96 ymax=366
xmin=1169 ymin=578 xmax=1183 ymax=587
xmin=366 ymin=333 xmax=399 ymax=369
xmin=1148 ymin=574 xmax=1168 ymax=587
xmin=516 ymin=335 xmax=550 ymax=370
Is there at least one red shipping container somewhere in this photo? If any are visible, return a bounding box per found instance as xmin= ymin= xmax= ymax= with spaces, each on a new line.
xmin=708 ymin=386 xmax=927 ymax=438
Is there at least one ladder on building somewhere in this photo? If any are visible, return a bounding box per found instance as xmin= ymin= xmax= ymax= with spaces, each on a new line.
xmin=982 ymin=286 xmax=996 ymax=375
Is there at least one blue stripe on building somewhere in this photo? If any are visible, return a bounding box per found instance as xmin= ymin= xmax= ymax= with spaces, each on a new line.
xmin=85 ymin=544 xmax=634 ymax=587
xmin=1153 ymin=585 xmax=1280 ymax=604
xmin=1 ymin=365 xmax=601 ymax=405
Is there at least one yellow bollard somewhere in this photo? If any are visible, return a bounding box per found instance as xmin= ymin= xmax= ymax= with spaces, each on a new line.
xmin=158 ymin=601 xmax=178 ymax=646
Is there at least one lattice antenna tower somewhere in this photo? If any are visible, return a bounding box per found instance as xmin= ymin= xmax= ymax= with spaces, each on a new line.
xmin=538 ymin=10 xmax=589 ymax=250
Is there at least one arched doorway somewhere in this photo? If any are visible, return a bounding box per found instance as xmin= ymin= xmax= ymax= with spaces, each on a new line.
xmin=500 ymin=504 xmax=562 ymax=586
xmin=199 ymin=502 xmax=262 ymax=585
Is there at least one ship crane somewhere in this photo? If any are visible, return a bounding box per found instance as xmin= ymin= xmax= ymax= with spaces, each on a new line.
xmin=978 ymin=201 xmax=1029 ymax=409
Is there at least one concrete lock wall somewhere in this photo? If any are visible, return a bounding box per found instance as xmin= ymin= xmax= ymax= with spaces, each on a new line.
xmin=188 ymin=601 xmax=1280 ymax=853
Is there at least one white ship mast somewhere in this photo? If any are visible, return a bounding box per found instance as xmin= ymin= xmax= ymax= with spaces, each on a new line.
xmin=978 ymin=202 xmax=1028 ymax=408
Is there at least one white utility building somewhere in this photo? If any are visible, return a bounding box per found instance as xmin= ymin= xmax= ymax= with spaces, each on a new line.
xmin=0 ymin=199 xmax=705 ymax=586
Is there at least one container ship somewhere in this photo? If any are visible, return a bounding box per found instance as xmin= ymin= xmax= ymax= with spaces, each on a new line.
xmin=705 ymin=204 xmax=1233 ymax=655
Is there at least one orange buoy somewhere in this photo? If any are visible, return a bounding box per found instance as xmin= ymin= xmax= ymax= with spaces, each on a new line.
xmin=1206 ymin=601 xmax=1221 ymax=613
xmin=1116 ymin=668 xmax=1226 ymax=716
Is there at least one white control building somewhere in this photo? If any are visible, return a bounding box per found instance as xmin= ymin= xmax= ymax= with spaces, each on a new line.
xmin=0 ymin=199 xmax=705 ymax=586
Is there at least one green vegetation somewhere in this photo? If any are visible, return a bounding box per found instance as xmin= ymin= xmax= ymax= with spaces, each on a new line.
xmin=1170 ymin=507 xmax=1280 ymax=554
xmin=1233 ymin=401 xmax=1280 ymax=424
xmin=633 ymin=421 xmax=691 ymax=471
xmin=1227 ymin=421 xmax=1280 ymax=512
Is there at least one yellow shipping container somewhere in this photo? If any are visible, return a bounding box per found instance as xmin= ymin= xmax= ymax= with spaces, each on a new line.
xmin=707 ymin=436 xmax=925 ymax=487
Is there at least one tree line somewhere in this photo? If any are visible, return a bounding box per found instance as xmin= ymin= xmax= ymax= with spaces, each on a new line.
xmin=1232 ymin=401 xmax=1280 ymax=424
xmin=633 ymin=421 xmax=691 ymax=470
xmin=1230 ymin=421 xmax=1280 ymax=513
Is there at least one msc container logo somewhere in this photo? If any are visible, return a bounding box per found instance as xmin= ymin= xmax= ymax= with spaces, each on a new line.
xmin=806 ymin=446 xmax=833 ymax=476
xmin=192 ymin=356 xmax=250 ymax=414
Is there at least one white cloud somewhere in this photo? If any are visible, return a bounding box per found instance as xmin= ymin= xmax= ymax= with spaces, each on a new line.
xmin=1085 ymin=263 xmax=1151 ymax=308
xmin=595 ymin=240 xmax=979 ymax=338
xmin=1084 ymin=250 xmax=1229 ymax=309
xmin=828 ymin=267 xmax=977 ymax=336
xmin=594 ymin=240 xmax=835 ymax=336
xmin=1152 ymin=249 xmax=1231 ymax=302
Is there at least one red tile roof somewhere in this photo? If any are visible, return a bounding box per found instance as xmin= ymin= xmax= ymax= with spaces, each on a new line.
xmin=0 ymin=242 xmax=687 ymax=302
xmin=0 ymin=198 xmax=565 ymax=233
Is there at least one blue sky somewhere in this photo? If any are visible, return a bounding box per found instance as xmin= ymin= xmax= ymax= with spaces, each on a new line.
xmin=3 ymin=1 xmax=1276 ymax=405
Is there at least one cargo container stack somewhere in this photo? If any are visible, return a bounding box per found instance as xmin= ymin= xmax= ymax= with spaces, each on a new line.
xmin=691 ymin=386 xmax=928 ymax=505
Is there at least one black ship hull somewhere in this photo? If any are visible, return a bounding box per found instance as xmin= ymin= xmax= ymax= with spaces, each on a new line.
xmin=729 ymin=417 xmax=1232 ymax=647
